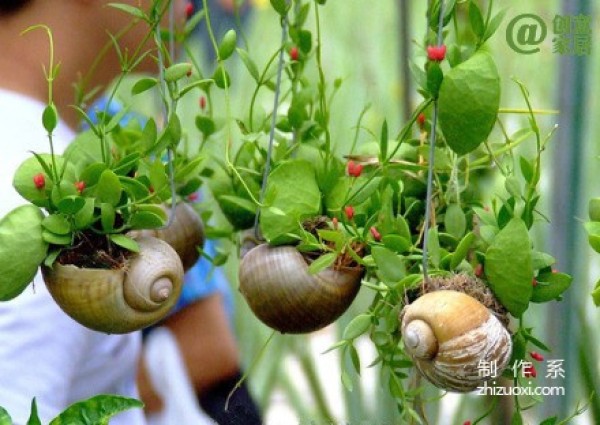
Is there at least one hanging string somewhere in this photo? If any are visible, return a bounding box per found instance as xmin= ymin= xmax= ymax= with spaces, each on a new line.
xmin=156 ymin=0 xmax=178 ymax=229
xmin=252 ymin=6 xmax=290 ymax=240
xmin=421 ymin=0 xmax=445 ymax=282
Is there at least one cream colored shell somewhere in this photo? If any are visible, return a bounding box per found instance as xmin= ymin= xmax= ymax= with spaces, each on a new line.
xmin=401 ymin=290 xmax=512 ymax=392
xmin=130 ymin=202 xmax=204 ymax=271
xmin=239 ymin=244 xmax=363 ymax=334
xmin=42 ymin=236 xmax=183 ymax=334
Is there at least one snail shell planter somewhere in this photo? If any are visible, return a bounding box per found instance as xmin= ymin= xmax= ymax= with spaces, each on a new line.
xmin=238 ymin=244 xmax=364 ymax=334
xmin=42 ymin=236 xmax=184 ymax=334
xmin=129 ymin=202 xmax=205 ymax=271
xmin=400 ymin=286 xmax=513 ymax=393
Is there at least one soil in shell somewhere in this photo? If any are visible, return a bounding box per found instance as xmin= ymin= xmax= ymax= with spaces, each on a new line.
xmin=56 ymin=231 xmax=132 ymax=269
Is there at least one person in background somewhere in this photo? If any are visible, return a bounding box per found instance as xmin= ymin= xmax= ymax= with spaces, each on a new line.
xmin=0 ymin=1 xmax=187 ymax=424
xmin=135 ymin=1 xmax=262 ymax=424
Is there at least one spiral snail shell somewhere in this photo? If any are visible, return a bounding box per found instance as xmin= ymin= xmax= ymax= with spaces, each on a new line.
xmin=400 ymin=290 xmax=512 ymax=392
xmin=130 ymin=202 xmax=204 ymax=271
xmin=238 ymin=244 xmax=363 ymax=334
xmin=42 ymin=236 xmax=184 ymax=334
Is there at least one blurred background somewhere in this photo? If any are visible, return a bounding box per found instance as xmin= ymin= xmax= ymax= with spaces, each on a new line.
xmin=164 ymin=0 xmax=600 ymax=423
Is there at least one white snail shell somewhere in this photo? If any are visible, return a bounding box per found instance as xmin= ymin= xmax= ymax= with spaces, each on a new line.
xmin=238 ymin=244 xmax=363 ymax=334
xmin=42 ymin=236 xmax=184 ymax=334
xmin=400 ymin=290 xmax=512 ymax=392
xmin=130 ymin=202 xmax=204 ymax=271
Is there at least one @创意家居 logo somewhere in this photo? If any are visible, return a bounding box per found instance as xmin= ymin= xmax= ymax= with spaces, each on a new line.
xmin=506 ymin=13 xmax=592 ymax=55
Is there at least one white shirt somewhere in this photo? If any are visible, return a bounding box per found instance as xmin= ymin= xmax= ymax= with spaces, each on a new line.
xmin=0 ymin=89 xmax=146 ymax=425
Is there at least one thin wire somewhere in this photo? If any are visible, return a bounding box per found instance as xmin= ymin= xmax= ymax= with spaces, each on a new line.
xmin=253 ymin=10 xmax=289 ymax=240
xmin=421 ymin=0 xmax=445 ymax=282
xmin=165 ymin=0 xmax=177 ymax=226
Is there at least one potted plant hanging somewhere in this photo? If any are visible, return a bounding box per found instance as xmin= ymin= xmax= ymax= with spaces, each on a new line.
xmin=0 ymin=21 xmax=210 ymax=333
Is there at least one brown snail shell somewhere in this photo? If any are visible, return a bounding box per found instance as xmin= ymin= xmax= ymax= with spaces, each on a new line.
xmin=238 ymin=244 xmax=363 ymax=334
xmin=130 ymin=202 xmax=204 ymax=271
xmin=42 ymin=236 xmax=184 ymax=334
xmin=400 ymin=290 xmax=512 ymax=392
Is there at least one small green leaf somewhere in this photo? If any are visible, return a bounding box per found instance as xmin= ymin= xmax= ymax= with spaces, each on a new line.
xmin=107 ymin=3 xmax=147 ymax=20
xmin=57 ymin=196 xmax=86 ymax=215
xmin=218 ymin=29 xmax=237 ymax=60
xmin=0 ymin=404 xmax=12 ymax=425
xmin=343 ymin=314 xmax=372 ymax=340
xmin=445 ymin=203 xmax=466 ymax=239
xmin=42 ymin=230 xmax=71 ymax=246
xmin=382 ymin=235 xmax=411 ymax=253
xmin=379 ymin=120 xmax=388 ymax=162
xmin=26 ymin=398 xmax=41 ymax=425
xmin=484 ymin=8 xmax=507 ymax=41
xmin=236 ymin=48 xmax=260 ymax=82
xmin=505 ymin=175 xmax=522 ymax=198
xmin=96 ymin=169 xmax=122 ymax=206
xmin=592 ymin=278 xmax=600 ymax=306
xmin=426 ymin=62 xmax=444 ymax=98
xmin=49 ymin=395 xmax=143 ymax=425
xmin=531 ymin=251 xmax=555 ymax=270
xmin=341 ymin=369 xmax=353 ymax=392
xmin=270 ymin=0 xmax=289 ymax=16
xmin=307 ymin=252 xmax=337 ymax=275
xmin=195 ymin=116 xmax=216 ymax=137
xmin=426 ymin=227 xmax=441 ymax=268
xmin=44 ymin=249 xmax=62 ymax=268
xmin=129 ymin=211 xmax=165 ymax=230
xmin=469 ymin=0 xmax=485 ymax=38
xmin=531 ymin=272 xmax=572 ymax=303
xmin=42 ymin=103 xmax=58 ymax=133
xmin=451 ymin=231 xmax=475 ymax=270
xmin=372 ymin=246 xmax=405 ymax=283
xmin=109 ymin=234 xmax=140 ymax=253
xmin=485 ymin=218 xmax=533 ymax=317
xmin=131 ymin=77 xmax=158 ymax=95
xmin=101 ymin=203 xmax=116 ymax=232
xmin=119 ymin=177 xmax=150 ymax=201
xmin=164 ymin=63 xmax=192 ymax=82
xmin=589 ymin=198 xmax=600 ymax=221
xmin=519 ymin=155 xmax=534 ymax=184
xmin=213 ymin=65 xmax=231 ymax=89
xmin=584 ymin=222 xmax=600 ymax=253
xmin=0 ymin=205 xmax=48 ymax=300
xmin=438 ymin=51 xmax=500 ymax=155
xmin=42 ymin=214 xmax=71 ymax=235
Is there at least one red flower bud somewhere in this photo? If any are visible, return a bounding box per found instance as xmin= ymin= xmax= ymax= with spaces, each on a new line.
xmin=464 ymin=422 xmax=472 ymax=425
xmin=185 ymin=2 xmax=194 ymax=18
xmin=187 ymin=192 xmax=199 ymax=202
xmin=370 ymin=226 xmax=381 ymax=241
xmin=33 ymin=173 xmax=45 ymax=189
xmin=149 ymin=186 xmax=155 ymax=194
xmin=289 ymin=46 xmax=299 ymax=61
xmin=347 ymin=161 xmax=363 ymax=178
xmin=74 ymin=181 xmax=86 ymax=194
xmin=344 ymin=206 xmax=355 ymax=221
xmin=417 ymin=113 xmax=426 ymax=128
xmin=530 ymin=351 xmax=544 ymax=362
xmin=532 ymin=277 xmax=538 ymax=287
xmin=474 ymin=263 xmax=484 ymax=278
xmin=523 ymin=363 xmax=537 ymax=378
xmin=427 ymin=45 xmax=447 ymax=62
xmin=199 ymin=96 xmax=207 ymax=110
xmin=332 ymin=217 xmax=339 ymax=230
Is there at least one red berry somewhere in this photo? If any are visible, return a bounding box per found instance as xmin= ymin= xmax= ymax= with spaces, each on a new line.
xmin=187 ymin=192 xmax=199 ymax=202
xmin=199 ymin=96 xmax=207 ymax=110
xmin=417 ymin=113 xmax=426 ymax=128
xmin=289 ymin=46 xmax=299 ymax=61
xmin=33 ymin=173 xmax=45 ymax=189
xmin=344 ymin=206 xmax=355 ymax=221
xmin=74 ymin=181 xmax=86 ymax=194
xmin=370 ymin=226 xmax=382 ymax=241
xmin=530 ymin=351 xmax=544 ymax=362
xmin=347 ymin=161 xmax=363 ymax=178
xmin=474 ymin=263 xmax=484 ymax=278
xmin=532 ymin=277 xmax=538 ymax=287
xmin=185 ymin=2 xmax=194 ymax=18
xmin=427 ymin=45 xmax=447 ymax=62
xmin=464 ymin=422 xmax=472 ymax=425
